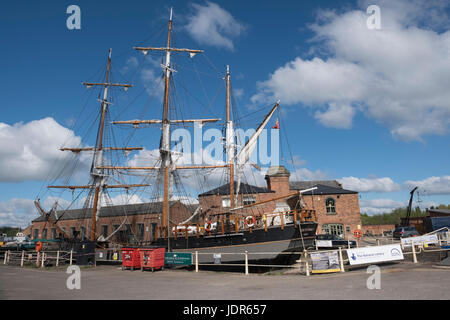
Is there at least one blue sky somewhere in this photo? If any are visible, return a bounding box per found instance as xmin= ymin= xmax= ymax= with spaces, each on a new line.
xmin=1 ymin=0 xmax=450 ymax=227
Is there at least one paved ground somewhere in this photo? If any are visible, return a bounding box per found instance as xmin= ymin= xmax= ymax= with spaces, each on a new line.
xmin=0 ymin=261 xmax=449 ymax=300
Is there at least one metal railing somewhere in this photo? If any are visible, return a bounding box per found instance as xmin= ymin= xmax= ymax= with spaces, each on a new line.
xmin=2 ymin=250 xmax=78 ymax=268
xmin=2 ymin=233 xmax=448 ymax=275
xmin=188 ymin=232 xmax=450 ymax=276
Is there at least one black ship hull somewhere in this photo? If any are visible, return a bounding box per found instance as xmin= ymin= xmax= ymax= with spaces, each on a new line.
xmin=153 ymin=221 xmax=318 ymax=265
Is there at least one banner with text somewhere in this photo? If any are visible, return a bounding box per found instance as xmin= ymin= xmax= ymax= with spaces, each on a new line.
xmin=401 ymin=234 xmax=438 ymax=247
xmin=347 ymin=244 xmax=404 ymax=265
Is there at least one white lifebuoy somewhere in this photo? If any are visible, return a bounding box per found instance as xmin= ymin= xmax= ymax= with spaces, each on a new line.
xmin=245 ymin=216 xmax=255 ymax=228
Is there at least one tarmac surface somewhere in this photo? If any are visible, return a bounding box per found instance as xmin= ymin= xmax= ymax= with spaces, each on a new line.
xmin=0 ymin=261 xmax=449 ymax=300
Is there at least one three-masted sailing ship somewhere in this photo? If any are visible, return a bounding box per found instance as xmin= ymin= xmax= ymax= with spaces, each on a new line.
xmin=35 ymin=8 xmax=318 ymax=265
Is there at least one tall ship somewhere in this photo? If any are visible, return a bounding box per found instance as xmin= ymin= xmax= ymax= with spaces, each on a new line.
xmin=32 ymin=8 xmax=318 ymax=266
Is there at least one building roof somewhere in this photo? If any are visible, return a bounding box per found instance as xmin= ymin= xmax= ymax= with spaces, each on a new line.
xmin=299 ymin=184 xmax=357 ymax=195
xmin=198 ymin=182 xmax=274 ymax=197
xmin=290 ymin=180 xmax=342 ymax=190
xmin=32 ymin=201 xmax=197 ymax=223
xmin=428 ymin=209 xmax=450 ymax=216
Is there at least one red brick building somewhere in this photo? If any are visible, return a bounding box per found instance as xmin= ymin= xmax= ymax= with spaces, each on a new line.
xmin=27 ymin=165 xmax=362 ymax=242
xmin=28 ymin=201 xmax=195 ymax=243
xmin=198 ymin=166 xmax=362 ymax=239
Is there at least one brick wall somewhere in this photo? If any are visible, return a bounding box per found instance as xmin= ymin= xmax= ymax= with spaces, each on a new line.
xmin=301 ymin=193 xmax=362 ymax=239
xmin=198 ymin=171 xmax=362 ymax=240
xmin=361 ymin=224 xmax=395 ymax=236
xmin=29 ymin=202 xmax=192 ymax=242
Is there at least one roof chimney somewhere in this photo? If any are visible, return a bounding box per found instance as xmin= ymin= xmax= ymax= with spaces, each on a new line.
xmin=265 ymin=165 xmax=290 ymax=196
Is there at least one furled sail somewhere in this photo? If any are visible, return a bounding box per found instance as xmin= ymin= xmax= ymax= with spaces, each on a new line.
xmin=234 ymin=101 xmax=279 ymax=205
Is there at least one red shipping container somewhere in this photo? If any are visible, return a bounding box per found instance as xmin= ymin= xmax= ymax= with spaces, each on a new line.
xmin=121 ymin=247 xmax=141 ymax=271
xmin=139 ymin=247 xmax=166 ymax=272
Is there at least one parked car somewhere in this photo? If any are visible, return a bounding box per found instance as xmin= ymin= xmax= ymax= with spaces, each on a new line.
xmin=393 ymin=226 xmax=420 ymax=239
xmin=315 ymin=234 xmax=357 ymax=248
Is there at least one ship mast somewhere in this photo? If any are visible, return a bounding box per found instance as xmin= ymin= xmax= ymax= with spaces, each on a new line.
xmin=225 ymin=66 xmax=235 ymax=209
xmin=160 ymin=8 xmax=173 ymax=240
xmin=105 ymin=8 xmax=226 ymax=245
xmin=48 ymin=49 xmax=148 ymax=242
xmin=89 ymin=49 xmax=112 ymax=241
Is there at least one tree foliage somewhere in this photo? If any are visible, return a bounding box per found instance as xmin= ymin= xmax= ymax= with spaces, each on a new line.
xmin=361 ymin=206 xmax=430 ymax=225
xmin=0 ymin=226 xmax=22 ymax=237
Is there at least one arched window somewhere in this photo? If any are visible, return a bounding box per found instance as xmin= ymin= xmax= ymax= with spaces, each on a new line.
xmin=325 ymin=198 xmax=336 ymax=214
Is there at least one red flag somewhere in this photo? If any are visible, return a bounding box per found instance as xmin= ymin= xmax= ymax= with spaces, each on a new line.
xmin=272 ymin=119 xmax=279 ymax=129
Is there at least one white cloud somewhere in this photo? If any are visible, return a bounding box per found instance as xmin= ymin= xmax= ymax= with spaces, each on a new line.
xmin=140 ymin=59 xmax=165 ymax=100
xmin=360 ymin=198 xmax=437 ymax=215
xmin=314 ymin=102 xmax=356 ymax=129
xmin=251 ymin=0 xmax=450 ymax=140
xmin=291 ymin=168 xmax=328 ymax=181
xmin=404 ymin=176 xmax=450 ymax=195
xmin=0 ymin=118 xmax=89 ymax=182
xmin=185 ymin=1 xmax=246 ymax=51
xmin=339 ymin=176 xmax=401 ymax=193
xmin=0 ymin=198 xmax=36 ymax=228
xmin=290 ymin=155 xmax=307 ymax=167
xmin=121 ymin=56 xmax=139 ymax=74
xmin=105 ymin=194 xmax=146 ymax=206
xmin=360 ymin=198 xmax=404 ymax=215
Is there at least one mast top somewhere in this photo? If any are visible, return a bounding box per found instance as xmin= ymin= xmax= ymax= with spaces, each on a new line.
xmin=170 ymin=7 xmax=173 ymax=22
xmin=108 ymin=48 xmax=112 ymax=59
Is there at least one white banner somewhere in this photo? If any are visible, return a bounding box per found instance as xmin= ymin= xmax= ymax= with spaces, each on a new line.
xmin=347 ymin=244 xmax=404 ymax=265
xmin=401 ymin=234 xmax=438 ymax=247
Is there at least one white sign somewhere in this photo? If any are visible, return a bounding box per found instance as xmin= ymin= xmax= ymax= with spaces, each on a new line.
xmin=347 ymin=244 xmax=404 ymax=265
xmin=316 ymin=240 xmax=333 ymax=248
xmin=401 ymin=234 xmax=438 ymax=247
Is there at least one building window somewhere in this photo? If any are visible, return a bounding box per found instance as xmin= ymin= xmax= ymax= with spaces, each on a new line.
xmin=33 ymin=229 xmax=39 ymax=239
xmin=42 ymin=229 xmax=47 ymax=239
xmin=70 ymin=227 xmax=76 ymax=238
xmin=137 ymin=224 xmax=145 ymax=241
xmin=150 ymin=223 xmax=157 ymax=241
xmin=101 ymin=225 xmax=108 ymax=238
xmin=325 ymin=198 xmax=336 ymax=214
xmin=243 ymin=196 xmax=256 ymax=206
xmin=80 ymin=227 xmax=86 ymax=240
xmin=222 ymin=197 xmax=230 ymax=208
xmin=323 ymin=224 xmax=344 ymax=237
xmin=51 ymin=228 xmax=56 ymax=239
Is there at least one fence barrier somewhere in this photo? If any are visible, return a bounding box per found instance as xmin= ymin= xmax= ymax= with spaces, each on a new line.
xmin=2 ymin=233 xmax=449 ymax=275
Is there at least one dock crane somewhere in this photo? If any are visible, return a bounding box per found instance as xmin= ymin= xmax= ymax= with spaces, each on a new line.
xmin=403 ymin=186 xmax=418 ymax=227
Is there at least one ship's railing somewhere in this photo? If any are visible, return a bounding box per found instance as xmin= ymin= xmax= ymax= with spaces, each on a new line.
xmin=157 ymin=209 xmax=317 ymax=240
